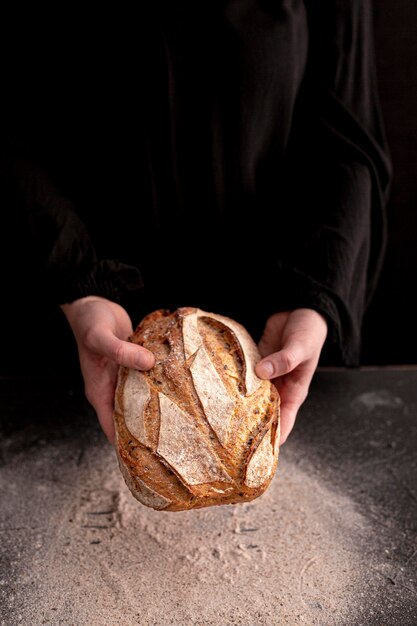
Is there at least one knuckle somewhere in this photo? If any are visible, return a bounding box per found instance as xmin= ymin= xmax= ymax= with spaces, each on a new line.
xmin=280 ymin=349 xmax=298 ymax=372
xmin=266 ymin=312 xmax=284 ymax=328
xmin=113 ymin=342 xmax=127 ymax=366
xmin=83 ymin=326 xmax=98 ymax=351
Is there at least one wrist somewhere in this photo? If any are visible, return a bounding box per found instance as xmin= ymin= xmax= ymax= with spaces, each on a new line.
xmin=60 ymin=295 xmax=109 ymax=310
xmin=303 ymin=307 xmax=328 ymax=335
xmin=59 ymin=295 xmax=114 ymax=325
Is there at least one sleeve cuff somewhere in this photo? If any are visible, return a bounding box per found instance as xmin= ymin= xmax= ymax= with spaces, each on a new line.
xmin=51 ymin=259 xmax=144 ymax=311
xmin=271 ymin=263 xmax=361 ymax=367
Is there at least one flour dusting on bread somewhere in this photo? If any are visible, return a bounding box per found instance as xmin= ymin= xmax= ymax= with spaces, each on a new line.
xmin=114 ymin=307 xmax=280 ymax=511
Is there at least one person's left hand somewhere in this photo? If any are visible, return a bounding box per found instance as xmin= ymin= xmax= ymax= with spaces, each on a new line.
xmin=255 ymin=308 xmax=328 ymax=445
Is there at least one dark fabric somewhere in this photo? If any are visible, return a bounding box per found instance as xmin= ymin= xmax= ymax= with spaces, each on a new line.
xmin=1 ymin=0 xmax=391 ymax=365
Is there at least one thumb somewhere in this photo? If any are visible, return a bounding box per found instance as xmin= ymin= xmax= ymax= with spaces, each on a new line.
xmin=87 ymin=327 xmax=155 ymax=370
xmin=256 ymin=342 xmax=303 ymax=380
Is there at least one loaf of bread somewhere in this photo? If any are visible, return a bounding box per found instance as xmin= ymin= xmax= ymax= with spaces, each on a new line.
xmin=114 ymin=307 xmax=280 ymax=511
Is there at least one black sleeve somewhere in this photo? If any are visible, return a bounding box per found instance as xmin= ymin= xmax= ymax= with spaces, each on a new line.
xmin=273 ymin=0 xmax=392 ymax=365
xmin=1 ymin=144 xmax=144 ymax=309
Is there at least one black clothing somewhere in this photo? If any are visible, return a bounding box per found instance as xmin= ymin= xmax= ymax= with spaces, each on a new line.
xmin=2 ymin=1 xmax=391 ymax=365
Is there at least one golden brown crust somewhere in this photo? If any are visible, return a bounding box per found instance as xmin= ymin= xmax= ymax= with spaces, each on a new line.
xmin=114 ymin=308 xmax=280 ymax=511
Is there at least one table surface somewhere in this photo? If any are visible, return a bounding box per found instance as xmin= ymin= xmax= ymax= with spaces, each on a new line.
xmin=1 ymin=368 xmax=416 ymax=626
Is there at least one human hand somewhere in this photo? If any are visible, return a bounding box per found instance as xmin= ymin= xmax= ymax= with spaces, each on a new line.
xmin=255 ymin=309 xmax=328 ymax=445
xmin=60 ymin=296 xmax=154 ymax=443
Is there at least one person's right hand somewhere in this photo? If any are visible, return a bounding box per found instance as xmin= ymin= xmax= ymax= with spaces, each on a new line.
xmin=60 ymin=296 xmax=154 ymax=444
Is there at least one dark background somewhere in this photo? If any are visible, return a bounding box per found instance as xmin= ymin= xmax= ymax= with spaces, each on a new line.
xmin=362 ymin=1 xmax=417 ymax=364
xmin=1 ymin=2 xmax=416 ymax=376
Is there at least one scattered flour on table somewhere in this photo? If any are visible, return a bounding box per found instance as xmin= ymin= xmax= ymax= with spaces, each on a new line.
xmin=3 ymin=441 xmax=376 ymax=626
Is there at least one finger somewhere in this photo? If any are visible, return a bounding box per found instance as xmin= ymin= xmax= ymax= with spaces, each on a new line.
xmin=84 ymin=372 xmax=117 ymax=445
xmin=274 ymin=368 xmax=312 ymax=444
xmin=82 ymin=357 xmax=119 ymax=444
xmin=84 ymin=381 xmax=115 ymax=444
xmin=95 ymin=400 xmax=116 ymax=445
xmin=257 ymin=312 xmax=289 ymax=358
xmin=278 ymin=399 xmax=299 ymax=445
xmin=256 ymin=344 xmax=303 ymax=379
xmin=279 ymin=407 xmax=296 ymax=446
xmin=87 ymin=327 xmax=155 ymax=369
xmin=258 ymin=328 xmax=282 ymax=358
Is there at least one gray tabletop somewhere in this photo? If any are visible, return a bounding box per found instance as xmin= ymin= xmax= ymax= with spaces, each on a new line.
xmin=1 ymin=368 xmax=416 ymax=626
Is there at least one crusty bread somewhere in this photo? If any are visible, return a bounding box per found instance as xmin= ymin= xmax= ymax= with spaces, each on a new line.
xmin=114 ymin=307 xmax=280 ymax=511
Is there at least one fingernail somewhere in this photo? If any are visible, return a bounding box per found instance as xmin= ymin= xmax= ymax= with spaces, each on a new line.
xmin=139 ymin=352 xmax=155 ymax=370
xmin=257 ymin=360 xmax=274 ymax=378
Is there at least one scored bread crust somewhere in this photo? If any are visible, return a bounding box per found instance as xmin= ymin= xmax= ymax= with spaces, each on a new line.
xmin=114 ymin=307 xmax=280 ymax=511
